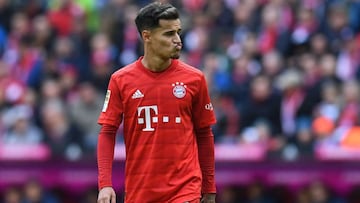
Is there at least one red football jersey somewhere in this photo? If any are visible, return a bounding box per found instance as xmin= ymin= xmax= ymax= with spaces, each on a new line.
xmin=98 ymin=57 xmax=216 ymax=203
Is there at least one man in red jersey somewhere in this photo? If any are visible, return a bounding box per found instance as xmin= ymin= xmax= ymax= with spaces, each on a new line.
xmin=97 ymin=2 xmax=216 ymax=203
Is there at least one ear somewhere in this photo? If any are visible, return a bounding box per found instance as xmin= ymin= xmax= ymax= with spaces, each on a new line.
xmin=142 ymin=30 xmax=151 ymax=42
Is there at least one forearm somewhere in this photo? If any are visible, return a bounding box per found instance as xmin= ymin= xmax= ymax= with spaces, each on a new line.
xmin=97 ymin=124 xmax=118 ymax=190
xmin=196 ymin=126 xmax=216 ymax=194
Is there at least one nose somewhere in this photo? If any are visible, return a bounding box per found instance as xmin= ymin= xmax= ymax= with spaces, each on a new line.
xmin=173 ymin=33 xmax=181 ymax=44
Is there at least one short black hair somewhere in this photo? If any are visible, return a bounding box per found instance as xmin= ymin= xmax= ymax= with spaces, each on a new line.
xmin=135 ymin=1 xmax=179 ymax=36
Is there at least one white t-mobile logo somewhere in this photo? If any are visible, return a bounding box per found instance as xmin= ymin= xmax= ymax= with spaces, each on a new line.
xmin=137 ymin=105 xmax=181 ymax=131
xmin=137 ymin=105 xmax=158 ymax=131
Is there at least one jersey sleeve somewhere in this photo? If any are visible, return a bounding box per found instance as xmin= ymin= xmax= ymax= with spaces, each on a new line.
xmin=192 ymin=74 xmax=216 ymax=129
xmin=98 ymin=74 xmax=123 ymax=127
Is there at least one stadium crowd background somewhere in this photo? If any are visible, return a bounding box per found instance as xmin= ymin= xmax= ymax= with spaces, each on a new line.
xmin=1 ymin=0 xmax=360 ymax=202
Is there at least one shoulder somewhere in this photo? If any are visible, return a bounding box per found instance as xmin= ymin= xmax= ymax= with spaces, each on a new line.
xmin=176 ymin=60 xmax=205 ymax=78
xmin=111 ymin=61 xmax=138 ymax=80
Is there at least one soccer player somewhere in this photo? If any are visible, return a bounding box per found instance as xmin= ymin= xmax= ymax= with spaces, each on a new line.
xmin=97 ymin=2 xmax=216 ymax=203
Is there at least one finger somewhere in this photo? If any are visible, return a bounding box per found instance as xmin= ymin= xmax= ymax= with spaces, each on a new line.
xmin=98 ymin=197 xmax=109 ymax=203
xmin=111 ymin=194 xmax=116 ymax=203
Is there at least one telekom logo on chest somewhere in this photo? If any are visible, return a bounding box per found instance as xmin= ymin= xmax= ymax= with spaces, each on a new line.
xmin=137 ymin=105 xmax=181 ymax=131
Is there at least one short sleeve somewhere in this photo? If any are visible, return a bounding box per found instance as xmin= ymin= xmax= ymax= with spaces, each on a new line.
xmin=98 ymin=74 xmax=123 ymax=127
xmin=192 ymin=74 xmax=216 ymax=129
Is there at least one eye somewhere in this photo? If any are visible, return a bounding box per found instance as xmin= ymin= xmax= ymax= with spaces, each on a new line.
xmin=164 ymin=30 xmax=182 ymax=37
xmin=164 ymin=31 xmax=176 ymax=36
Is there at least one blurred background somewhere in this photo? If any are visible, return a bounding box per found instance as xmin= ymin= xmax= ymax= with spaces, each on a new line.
xmin=0 ymin=0 xmax=360 ymax=202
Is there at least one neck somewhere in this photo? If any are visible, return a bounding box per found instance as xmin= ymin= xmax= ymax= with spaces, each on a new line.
xmin=142 ymin=54 xmax=172 ymax=72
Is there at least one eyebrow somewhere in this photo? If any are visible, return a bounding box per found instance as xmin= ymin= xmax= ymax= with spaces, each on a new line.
xmin=163 ymin=29 xmax=182 ymax=34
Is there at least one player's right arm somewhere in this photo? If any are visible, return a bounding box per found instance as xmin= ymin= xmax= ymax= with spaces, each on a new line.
xmin=97 ymin=73 xmax=124 ymax=203
xmin=97 ymin=124 xmax=118 ymax=203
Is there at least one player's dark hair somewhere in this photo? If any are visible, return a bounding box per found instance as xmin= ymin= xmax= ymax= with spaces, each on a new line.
xmin=135 ymin=1 xmax=179 ymax=37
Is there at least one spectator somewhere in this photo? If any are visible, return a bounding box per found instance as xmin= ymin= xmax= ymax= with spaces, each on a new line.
xmin=80 ymin=187 xmax=99 ymax=203
xmin=212 ymin=93 xmax=240 ymax=143
xmin=31 ymin=14 xmax=55 ymax=53
xmin=67 ymin=82 xmax=103 ymax=152
xmin=229 ymin=54 xmax=258 ymax=105
xmin=245 ymin=181 xmax=273 ymax=203
xmin=21 ymin=179 xmax=59 ymax=203
xmin=2 ymin=186 xmax=22 ymax=203
xmin=88 ymin=32 xmax=115 ymax=92
xmin=40 ymin=99 xmax=84 ymax=161
xmin=217 ymin=185 xmax=244 ymax=203
xmin=276 ymin=69 xmax=305 ymax=137
xmin=309 ymin=33 xmax=329 ymax=57
xmin=338 ymin=79 xmax=360 ymax=128
xmin=47 ymin=0 xmax=84 ymax=37
xmin=0 ymin=0 xmax=14 ymax=34
xmin=307 ymin=180 xmax=345 ymax=203
xmin=239 ymin=74 xmax=282 ymax=136
xmin=1 ymin=104 xmax=43 ymax=145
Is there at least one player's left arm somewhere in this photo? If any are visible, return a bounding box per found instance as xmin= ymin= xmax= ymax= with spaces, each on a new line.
xmin=195 ymin=126 xmax=216 ymax=203
xmin=192 ymin=73 xmax=216 ymax=202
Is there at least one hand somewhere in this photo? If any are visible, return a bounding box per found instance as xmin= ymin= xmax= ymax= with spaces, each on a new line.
xmin=98 ymin=187 xmax=116 ymax=203
xmin=201 ymin=193 xmax=216 ymax=203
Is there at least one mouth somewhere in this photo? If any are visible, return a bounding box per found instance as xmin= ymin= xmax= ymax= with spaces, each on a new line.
xmin=174 ymin=43 xmax=182 ymax=51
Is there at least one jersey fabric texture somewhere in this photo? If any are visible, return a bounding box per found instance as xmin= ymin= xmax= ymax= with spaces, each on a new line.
xmin=98 ymin=57 xmax=216 ymax=203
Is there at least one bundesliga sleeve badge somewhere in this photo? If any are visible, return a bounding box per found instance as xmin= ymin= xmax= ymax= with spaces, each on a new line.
xmin=172 ymin=82 xmax=187 ymax=98
xmin=102 ymin=90 xmax=111 ymax=112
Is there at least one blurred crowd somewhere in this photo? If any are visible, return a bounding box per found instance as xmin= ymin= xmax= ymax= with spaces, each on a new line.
xmin=0 ymin=0 xmax=360 ymax=161
xmin=1 ymin=0 xmax=360 ymax=202
xmin=2 ymin=178 xmax=360 ymax=203
xmin=1 ymin=178 xmax=98 ymax=203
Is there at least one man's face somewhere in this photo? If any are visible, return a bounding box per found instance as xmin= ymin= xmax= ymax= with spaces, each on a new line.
xmin=146 ymin=19 xmax=182 ymax=59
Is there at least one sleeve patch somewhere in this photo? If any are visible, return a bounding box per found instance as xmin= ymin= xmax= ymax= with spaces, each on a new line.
xmin=102 ymin=90 xmax=111 ymax=112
